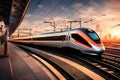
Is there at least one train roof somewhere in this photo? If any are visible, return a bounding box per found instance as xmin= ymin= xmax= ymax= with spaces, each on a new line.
xmin=13 ymin=27 xmax=94 ymax=39
xmin=41 ymin=27 xmax=92 ymax=34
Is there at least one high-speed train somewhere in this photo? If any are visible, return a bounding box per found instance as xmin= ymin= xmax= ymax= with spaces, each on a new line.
xmin=13 ymin=27 xmax=105 ymax=57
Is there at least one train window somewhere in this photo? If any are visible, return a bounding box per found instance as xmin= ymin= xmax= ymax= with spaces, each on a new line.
xmin=33 ymin=35 xmax=66 ymax=41
xmin=87 ymin=33 xmax=99 ymax=40
xmin=60 ymin=35 xmax=66 ymax=40
xmin=87 ymin=32 xmax=101 ymax=43
xmin=71 ymin=34 xmax=91 ymax=47
xmin=22 ymin=38 xmax=31 ymax=40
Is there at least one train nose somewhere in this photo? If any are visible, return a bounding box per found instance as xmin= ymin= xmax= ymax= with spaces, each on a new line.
xmin=91 ymin=44 xmax=105 ymax=52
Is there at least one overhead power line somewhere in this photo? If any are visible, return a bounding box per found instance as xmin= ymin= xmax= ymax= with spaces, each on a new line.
xmin=28 ymin=0 xmax=42 ymax=14
xmin=111 ymin=24 xmax=120 ymax=29
xmin=27 ymin=0 xmax=89 ymax=32
xmin=56 ymin=0 xmax=89 ymax=27
xmin=34 ymin=0 xmax=74 ymax=27
xmin=53 ymin=0 xmax=74 ymax=18
xmin=66 ymin=0 xmax=89 ymax=19
xmin=32 ymin=0 xmax=63 ymax=25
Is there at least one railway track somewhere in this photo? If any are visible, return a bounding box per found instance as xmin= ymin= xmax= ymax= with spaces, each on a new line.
xmin=102 ymin=54 xmax=120 ymax=68
xmin=85 ymin=56 xmax=120 ymax=80
xmin=102 ymin=48 xmax=120 ymax=68
xmin=71 ymin=47 xmax=120 ymax=80
xmin=60 ymin=50 xmax=120 ymax=80
xmin=16 ymin=44 xmax=104 ymax=80
xmin=105 ymin=47 xmax=120 ymax=55
xmin=13 ymin=43 xmax=120 ymax=80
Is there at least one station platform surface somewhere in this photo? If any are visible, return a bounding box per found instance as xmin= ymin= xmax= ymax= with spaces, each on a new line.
xmin=0 ymin=43 xmax=12 ymax=80
xmin=0 ymin=43 xmax=55 ymax=80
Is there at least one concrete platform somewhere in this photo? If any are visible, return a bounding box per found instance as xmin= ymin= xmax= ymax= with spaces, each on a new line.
xmin=0 ymin=43 xmax=56 ymax=80
xmin=0 ymin=44 xmax=12 ymax=80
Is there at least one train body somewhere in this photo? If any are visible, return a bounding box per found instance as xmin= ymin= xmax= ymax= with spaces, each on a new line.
xmin=13 ymin=28 xmax=105 ymax=56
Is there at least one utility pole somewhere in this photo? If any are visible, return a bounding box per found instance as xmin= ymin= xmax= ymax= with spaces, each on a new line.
xmin=68 ymin=20 xmax=82 ymax=30
xmin=44 ymin=21 xmax=56 ymax=32
xmin=53 ymin=21 xmax=56 ymax=32
xmin=29 ymin=28 xmax=32 ymax=36
xmin=73 ymin=20 xmax=82 ymax=27
xmin=18 ymin=29 xmax=20 ymax=37
xmin=79 ymin=21 xmax=82 ymax=27
xmin=67 ymin=21 xmax=73 ymax=30
xmin=17 ymin=28 xmax=32 ymax=37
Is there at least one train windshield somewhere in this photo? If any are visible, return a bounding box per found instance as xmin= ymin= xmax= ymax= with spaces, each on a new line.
xmin=87 ymin=32 xmax=101 ymax=43
xmin=87 ymin=32 xmax=99 ymax=40
xmin=80 ymin=28 xmax=101 ymax=43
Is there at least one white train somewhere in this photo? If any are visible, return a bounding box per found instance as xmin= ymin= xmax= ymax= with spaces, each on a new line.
xmin=13 ymin=28 xmax=105 ymax=57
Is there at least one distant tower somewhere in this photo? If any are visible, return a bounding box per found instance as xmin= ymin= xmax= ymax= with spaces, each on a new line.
xmin=96 ymin=24 xmax=100 ymax=31
xmin=96 ymin=24 xmax=102 ymax=37
xmin=108 ymin=33 xmax=111 ymax=39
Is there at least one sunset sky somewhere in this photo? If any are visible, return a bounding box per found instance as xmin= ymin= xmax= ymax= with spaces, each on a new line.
xmin=13 ymin=0 xmax=120 ymax=39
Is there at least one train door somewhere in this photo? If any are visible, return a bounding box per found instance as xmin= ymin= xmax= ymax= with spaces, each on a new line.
xmin=65 ymin=33 xmax=70 ymax=47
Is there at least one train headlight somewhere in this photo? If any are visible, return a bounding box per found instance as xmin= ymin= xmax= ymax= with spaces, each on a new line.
xmin=91 ymin=44 xmax=105 ymax=51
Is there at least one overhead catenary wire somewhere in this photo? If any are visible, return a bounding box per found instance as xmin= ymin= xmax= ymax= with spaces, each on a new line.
xmin=28 ymin=0 xmax=44 ymax=24
xmin=26 ymin=0 xmax=42 ymax=15
xmin=30 ymin=0 xmax=42 ymax=14
xmin=23 ymin=0 xmax=42 ymax=25
xmin=35 ymin=0 xmax=74 ymax=27
xmin=66 ymin=0 xmax=89 ymax=19
xmin=31 ymin=0 xmax=63 ymax=25
xmin=26 ymin=0 xmax=61 ymax=27
xmin=40 ymin=0 xmax=74 ymax=28
xmin=35 ymin=0 xmax=89 ymax=28
xmin=25 ymin=0 xmax=89 ymax=33
xmin=56 ymin=0 xmax=90 ymax=27
xmin=53 ymin=0 xmax=74 ymax=18
xmin=40 ymin=0 xmax=90 ymax=32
